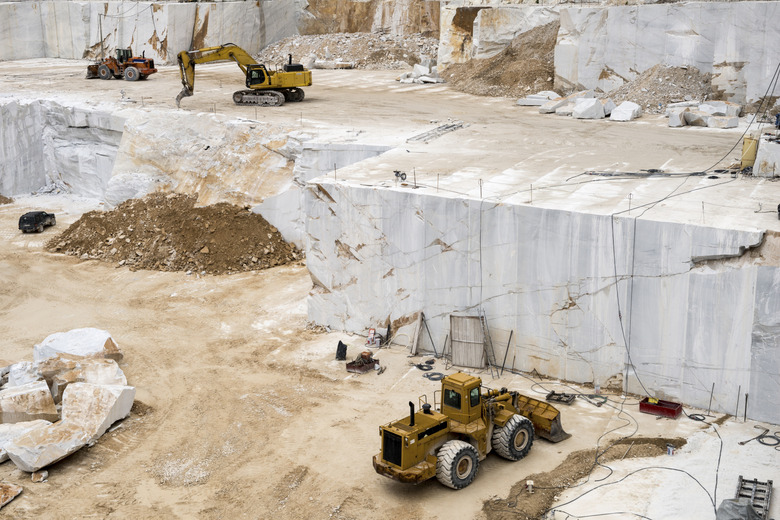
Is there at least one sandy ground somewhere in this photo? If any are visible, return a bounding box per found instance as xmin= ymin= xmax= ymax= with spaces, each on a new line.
xmin=1 ymin=197 xmax=779 ymax=519
xmin=0 ymin=60 xmax=779 ymax=518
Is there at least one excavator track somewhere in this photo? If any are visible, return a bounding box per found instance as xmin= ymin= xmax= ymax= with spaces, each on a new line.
xmin=232 ymin=89 xmax=285 ymax=107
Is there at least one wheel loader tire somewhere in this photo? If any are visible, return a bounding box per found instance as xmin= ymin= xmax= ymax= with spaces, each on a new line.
xmin=492 ymin=414 xmax=534 ymax=461
xmin=436 ymin=440 xmax=479 ymax=489
xmin=98 ymin=65 xmax=112 ymax=80
xmin=124 ymin=66 xmax=140 ymax=81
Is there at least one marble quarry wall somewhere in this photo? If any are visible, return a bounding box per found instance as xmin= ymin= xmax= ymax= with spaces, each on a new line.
xmin=556 ymin=1 xmax=780 ymax=104
xmin=305 ymin=180 xmax=780 ymax=424
xmin=439 ymin=1 xmax=780 ymax=105
xmin=0 ymin=1 xmax=302 ymax=64
xmin=439 ymin=5 xmax=559 ymax=65
xmin=299 ymin=0 xmax=440 ymax=37
xmin=0 ymin=99 xmax=123 ymax=198
xmin=0 ymin=0 xmax=439 ymax=65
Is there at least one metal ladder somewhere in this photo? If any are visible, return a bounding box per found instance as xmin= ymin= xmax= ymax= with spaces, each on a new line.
xmin=480 ymin=311 xmax=497 ymax=378
xmin=736 ymin=475 xmax=773 ymax=519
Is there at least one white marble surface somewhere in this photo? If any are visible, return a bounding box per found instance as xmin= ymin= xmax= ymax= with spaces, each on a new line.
xmin=0 ymin=381 xmax=59 ymax=424
xmin=754 ymin=138 xmax=780 ymax=178
xmin=0 ymin=99 xmax=122 ymax=198
xmin=0 ymin=1 xmax=304 ymax=64
xmin=555 ymin=2 xmax=780 ymax=104
xmin=305 ymin=180 xmax=779 ymax=423
xmin=34 ymin=328 xmax=122 ymax=363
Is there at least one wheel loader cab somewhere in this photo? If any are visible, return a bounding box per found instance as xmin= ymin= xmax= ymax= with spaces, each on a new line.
xmin=441 ymin=373 xmax=483 ymax=425
xmin=116 ymin=48 xmax=132 ymax=63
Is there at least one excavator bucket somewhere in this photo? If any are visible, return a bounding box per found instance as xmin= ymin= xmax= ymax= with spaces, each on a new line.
xmin=515 ymin=394 xmax=571 ymax=443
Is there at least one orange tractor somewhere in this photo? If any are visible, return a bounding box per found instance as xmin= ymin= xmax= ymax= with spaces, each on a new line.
xmin=87 ymin=48 xmax=157 ymax=81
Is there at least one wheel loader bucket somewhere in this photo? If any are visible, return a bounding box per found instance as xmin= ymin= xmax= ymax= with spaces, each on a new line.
xmin=515 ymin=394 xmax=571 ymax=443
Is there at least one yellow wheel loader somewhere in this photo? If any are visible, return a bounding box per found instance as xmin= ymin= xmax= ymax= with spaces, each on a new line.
xmin=373 ymin=372 xmax=570 ymax=489
xmin=175 ymin=43 xmax=312 ymax=108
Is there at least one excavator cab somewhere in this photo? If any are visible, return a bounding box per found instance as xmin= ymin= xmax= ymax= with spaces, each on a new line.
xmin=246 ymin=65 xmax=269 ymax=88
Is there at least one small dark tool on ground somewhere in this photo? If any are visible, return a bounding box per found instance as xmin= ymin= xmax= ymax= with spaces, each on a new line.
xmin=739 ymin=425 xmax=780 ymax=447
xmin=346 ymin=351 xmax=379 ymax=374
xmin=335 ymin=340 xmax=347 ymax=361
xmin=545 ymin=391 xmax=576 ymax=405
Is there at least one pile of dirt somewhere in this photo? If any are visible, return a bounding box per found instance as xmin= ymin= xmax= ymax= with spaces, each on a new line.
xmin=0 ymin=195 xmax=13 ymax=204
xmin=257 ymin=32 xmax=439 ymax=70
xmin=46 ymin=193 xmax=300 ymax=275
xmin=483 ymin=436 xmax=687 ymax=520
xmin=441 ymin=21 xmax=559 ymax=98
xmin=605 ymin=64 xmax=713 ymax=115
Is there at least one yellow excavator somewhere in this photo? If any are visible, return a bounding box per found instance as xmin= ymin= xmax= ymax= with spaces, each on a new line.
xmin=175 ymin=43 xmax=312 ymax=108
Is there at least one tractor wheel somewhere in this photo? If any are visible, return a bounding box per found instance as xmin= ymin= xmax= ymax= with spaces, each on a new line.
xmin=492 ymin=414 xmax=534 ymax=461
xmin=124 ymin=66 xmax=140 ymax=81
xmin=436 ymin=440 xmax=479 ymax=489
xmin=98 ymin=64 xmax=112 ymax=80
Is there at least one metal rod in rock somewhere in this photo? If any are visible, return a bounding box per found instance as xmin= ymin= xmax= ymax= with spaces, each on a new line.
xmin=706 ymin=382 xmax=715 ymax=416
xmin=735 ymin=385 xmax=741 ymax=417
xmin=500 ymin=330 xmax=513 ymax=376
xmin=621 ymin=441 xmax=635 ymax=460
xmin=421 ymin=312 xmax=438 ymax=357
xmin=744 ymin=393 xmax=748 ymax=422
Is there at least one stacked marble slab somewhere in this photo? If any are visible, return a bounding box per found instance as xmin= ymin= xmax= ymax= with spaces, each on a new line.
xmin=0 ymin=329 xmax=134 ymax=473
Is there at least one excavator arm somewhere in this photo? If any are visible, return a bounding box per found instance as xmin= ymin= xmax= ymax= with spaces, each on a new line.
xmin=176 ymin=44 xmax=258 ymax=107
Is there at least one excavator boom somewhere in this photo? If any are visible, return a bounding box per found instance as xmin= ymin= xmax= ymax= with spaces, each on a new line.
xmin=175 ymin=43 xmax=311 ymax=108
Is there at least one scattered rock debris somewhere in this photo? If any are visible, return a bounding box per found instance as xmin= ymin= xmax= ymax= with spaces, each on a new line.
xmin=482 ymin=437 xmax=687 ymax=520
xmin=46 ymin=193 xmax=300 ymax=275
xmin=0 ymin=195 xmax=13 ymax=205
xmin=605 ymin=64 xmax=713 ymax=115
xmin=257 ymin=32 xmax=439 ymax=70
xmin=442 ymin=21 xmax=559 ymax=98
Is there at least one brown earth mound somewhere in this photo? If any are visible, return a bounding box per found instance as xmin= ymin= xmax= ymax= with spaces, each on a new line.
xmin=441 ymin=21 xmax=559 ymax=98
xmin=0 ymin=195 xmax=13 ymax=204
xmin=483 ymin=436 xmax=687 ymax=520
xmin=606 ymin=64 xmax=713 ymax=115
xmin=46 ymin=193 xmax=300 ymax=275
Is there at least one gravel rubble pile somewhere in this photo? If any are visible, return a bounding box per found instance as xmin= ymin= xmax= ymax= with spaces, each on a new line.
xmin=441 ymin=22 xmax=559 ymax=98
xmin=47 ymin=193 xmax=300 ymax=275
xmin=257 ymin=32 xmax=439 ymax=70
xmin=605 ymin=64 xmax=713 ymax=114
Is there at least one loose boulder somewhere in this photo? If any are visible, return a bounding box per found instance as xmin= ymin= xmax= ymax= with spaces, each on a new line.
xmin=707 ymin=115 xmax=739 ymax=129
xmin=601 ymin=98 xmax=617 ymax=117
xmin=609 ymin=101 xmax=642 ymax=121
xmin=684 ymin=110 xmax=710 ymax=127
xmin=5 ymin=422 xmax=92 ymax=472
xmin=39 ymin=355 xmax=127 ymax=403
xmin=6 ymin=361 xmax=42 ymax=387
xmin=517 ymin=90 xmax=559 ymax=106
xmin=572 ymin=98 xmax=605 ymax=119
xmin=668 ymin=107 xmax=690 ymax=127
xmin=0 ymin=420 xmax=51 ymax=462
xmin=539 ymin=90 xmax=594 ymax=114
xmin=0 ymin=482 xmax=22 ymax=510
xmin=34 ymin=328 xmax=123 ymax=363
xmin=5 ymin=383 xmax=135 ymax=472
xmin=62 ymin=383 xmax=135 ymax=443
xmin=0 ymin=381 xmax=59 ymax=424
